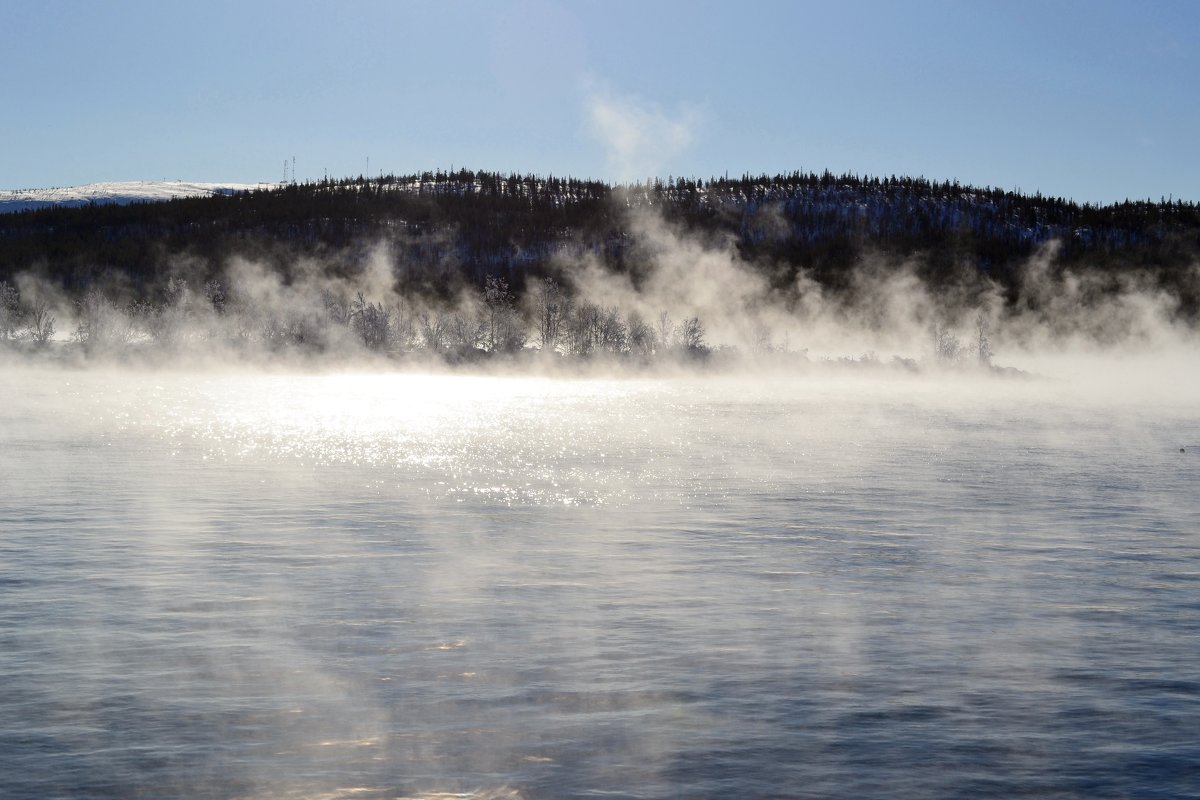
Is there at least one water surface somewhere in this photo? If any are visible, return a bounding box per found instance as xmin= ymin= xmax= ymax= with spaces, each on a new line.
xmin=2 ymin=367 xmax=1198 ymax=798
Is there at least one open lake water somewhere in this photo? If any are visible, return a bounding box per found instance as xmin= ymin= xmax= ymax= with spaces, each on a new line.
xmin=2 ymin=365 xmax=1198 ymax=799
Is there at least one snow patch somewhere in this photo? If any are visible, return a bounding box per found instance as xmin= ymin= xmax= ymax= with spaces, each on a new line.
xmin=0 ymin=180 xmax=278 ymax=214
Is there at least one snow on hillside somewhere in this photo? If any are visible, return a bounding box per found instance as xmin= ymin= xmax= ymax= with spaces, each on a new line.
xmin=0 ymin=180 xmax=277 ymax=213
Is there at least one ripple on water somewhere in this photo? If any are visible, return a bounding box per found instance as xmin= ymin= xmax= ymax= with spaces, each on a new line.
xmin=2 ymin=368 xmax=1199 ymax=799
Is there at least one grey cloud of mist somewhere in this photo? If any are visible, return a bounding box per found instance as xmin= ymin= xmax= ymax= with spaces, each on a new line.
xmin=585 ymin=90 xmax=702 ymax=184
xmin=551 ymin=204 xmax=1199 ymax=374
xmin=1 ymin=198 xmax=1198 ymax=386
xmin=1003 ymin=240 xmax=1196 ymax=351
xmin=557 ymin=209 xmax=771 ymax=345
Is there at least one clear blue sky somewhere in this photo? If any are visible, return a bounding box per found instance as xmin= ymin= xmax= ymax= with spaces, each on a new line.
xmin=3 ymin=0 xmax=1197 ymax=204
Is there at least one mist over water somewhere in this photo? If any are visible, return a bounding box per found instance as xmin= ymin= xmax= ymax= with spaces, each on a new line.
xmin=3 ymin=364 xmax=1199 ymax=799
xmin=6 ymin=190 xmax=1199 ymax=376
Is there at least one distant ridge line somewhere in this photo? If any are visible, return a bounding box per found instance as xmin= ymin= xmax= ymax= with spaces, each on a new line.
xmin=3 ymin=169 xmax=1196 ymax=214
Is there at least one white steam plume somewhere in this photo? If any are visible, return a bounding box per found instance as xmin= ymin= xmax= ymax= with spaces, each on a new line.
xmin=585 ymin=89 xmax=701 ymax=183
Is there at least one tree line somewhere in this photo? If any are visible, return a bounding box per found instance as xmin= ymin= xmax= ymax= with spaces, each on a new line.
xmin=0 ymin=272 xmax=723 ymax=368
xmin=1 ymin=167 xmax=1197 ymax=323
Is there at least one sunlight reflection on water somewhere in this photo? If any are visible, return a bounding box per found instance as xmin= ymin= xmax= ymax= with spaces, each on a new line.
xmin=2 ymin=367 xmax=1199 ymax=799
xmin=127 ymin=372 xmax=658 ymax=506
xmin=113 ymin=371 xmax=724 ymax=507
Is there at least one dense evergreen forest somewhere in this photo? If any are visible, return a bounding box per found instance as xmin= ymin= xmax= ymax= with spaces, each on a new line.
xmin=3 ymin=168 xmax=1197 ymax=297
xmin=1 ymin=168 xmax=1197 ymax=363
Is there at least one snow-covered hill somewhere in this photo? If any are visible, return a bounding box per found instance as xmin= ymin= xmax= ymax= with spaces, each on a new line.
xmin=0 ymin=180 xmax=276 ymax=214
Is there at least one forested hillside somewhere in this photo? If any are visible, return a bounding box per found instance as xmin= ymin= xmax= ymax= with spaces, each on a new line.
xmin=1 ymin=169 xmax=1197 ymax=364
xmin=3 ymin=168 xmax=1196 ymax=301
